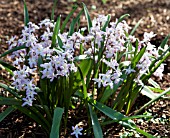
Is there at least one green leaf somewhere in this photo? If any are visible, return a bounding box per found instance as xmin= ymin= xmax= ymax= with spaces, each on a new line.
xmin=16 ymin=106 xmax=50 ymax=133
xmin=69 ymin=9 xmax=83 ymax=36
xmin=75 ymin=58 xmax=92 ymax=82
xmin=23 ymin=0 xmax=29 ymax=26
xmin=89 ymin=104 xmax=103 ymax=138
xmin=0 ymin=60 xmax=16 ymax=71
xmin=116 ymin=14 xmax=130 ymax=27
xmin=60 ymin=5 xmax=78 ymax=33
xmin=57 ymin=36 xmax=63 ymax=48
xmin=0 ymin=44 xmax=26 ymax=58
xmin=51 ymin=0 xmax=58 ymax=21
xmin=51 ymin=16 xmax=61 ymax=48
xmin=149 ymin=44 xmax=170 ymax=71
xmin=82 ymin=3 xmax=92 ymax=32
xmin=122 ymin=115 xmax=152 ymax=120
xmin=102 ymin=0 xmax=107 ymax=4
xmin=101 ymin=14 xmax=111 ymax=31
xmin=90 ymin=100 xmax=126 ymax=121
xmin=0 ymin=97 xmax=22 ymax=105
xmin=132 ymin=46 xmax=146 ymax=68
xmin=141 ymin=86 xmax=158 ymax=99
xmin=77 ymin=64 xmax=88 ymax=99
xmin=130 ymin=18 xmax=143 ymax=35
xmin=135 ymin=87 xmax=170 ymax=115
xmin=50 ymin=107 xmax=64 ymax=138
xmin=0 ymin=61 xmax=14 ymax=76
xmin=0 ymin=83 xmax=20 ymax=98
xmin=90 ymin=100 xmax=154 ymax=137
xmin=158 ymin=34 xmax=170 ymax=55
xmin=134 ymin=39 xmax=139 ymax=57
xmin=148 ymin=78 xmax=160 ymax=88
xmin=99 ymin=73 xmax=127 ymax=103
xmin=0 ymin=106 xmax=15 ymax=122
xmin=147 ymin=86 xmax=164 ymax=93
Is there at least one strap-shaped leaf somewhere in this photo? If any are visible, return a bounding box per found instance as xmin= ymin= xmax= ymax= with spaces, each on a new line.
xmin=89 ymin=104 xmax=103 ymax=138
xmin=16 ymin=106 xmax=50 ymax=132
xmin=89 ymin=100 xmax=154 ymax=137
xmin=50 ymin=107 xmax=64 ymax=138
xmin=141 ymin=86 xmax=158 ymax=99
xmin=148 ymin=78 xmax=160 ymax=88
xmin=51 ymin=16 xmax=61 ymax=48
xmin=0 ymin=60 xmax=16 ymax=71
xmin=0 ymin=62 xmax=14 ymax=76
xmin=132 ymin=46 xmax=146 ymax=68
xmin=57 ymin=36 xmax=63 ymax=48
xmin=101 ymin=14 xmax=111 ymax=31
xmin=0 ymin=97 xmax=22 ymax=105
xmin=99 ymin=73 xmax=127 ymax=103
xmin=90 ymin=100 xmax=126 ymax=121
xmin=130 ymin=18 xmax=143 ymax=35
xmin=51 ymin=0 xmax=58 ymax=21
xmin=0 ymin=83 xmax=20 ymax=98
xmin=69 ymin=9 xmax=83 ymax=36
xmin=82 ymin=3 xmax=92 ymax=32
xmin=0 ymin=44 xmax=26 ymax=58
xmin=135 ymin=87 xmax=170 ymax=115
xmin=115 ymin=14 xmax=130 ymax=27
xmin=77 ymin=64 xmax=88 ymax=99
xmin=60 ymin=5 xmax=78 ymax=33
xmin=0 ymin=106 xmax=15 ymax=122
xmin=158 ymin=34 xmax=170 ymax=55
xmin=23 ymin=0 xmax=29 ymax=26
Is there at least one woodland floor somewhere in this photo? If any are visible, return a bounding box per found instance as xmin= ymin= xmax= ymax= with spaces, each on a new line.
xmin=0 ymin=0 xmax=170 ymax=137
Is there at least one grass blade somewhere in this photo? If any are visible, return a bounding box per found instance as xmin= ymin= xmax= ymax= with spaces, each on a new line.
xmin=50 ymin=107 xmax=64 ymax=138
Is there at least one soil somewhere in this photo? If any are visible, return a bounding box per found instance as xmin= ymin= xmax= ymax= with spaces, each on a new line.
xmin=0 ymin=0 xmax=170 ymax=137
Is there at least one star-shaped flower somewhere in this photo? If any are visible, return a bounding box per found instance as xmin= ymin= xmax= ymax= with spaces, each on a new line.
xmin=71 ymin=125 xmax=83 ymax=138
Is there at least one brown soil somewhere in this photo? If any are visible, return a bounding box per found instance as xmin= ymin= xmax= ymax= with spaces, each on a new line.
xmin=0 ymin=0 xmax=170 ymax=137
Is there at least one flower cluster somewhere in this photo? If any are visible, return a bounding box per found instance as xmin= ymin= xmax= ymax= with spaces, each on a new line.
xmin=12 ymin=65 xmax=36 ymax=106
xmin=8 ymin=19 xmax=79 ymax=106
xmin=82 ymin=15 xmax=167 ymax=88
xmin=8 ymin=14 xmax=168 ymax=106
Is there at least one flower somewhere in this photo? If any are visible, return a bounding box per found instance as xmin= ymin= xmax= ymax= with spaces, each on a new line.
xmin=22 ymin=97 xmax=33 ymax=106
xmin=143 ymin=32 xmax=156 ymax=42
xmin=71 ymin=125 xmax=83 ymax=138
xmin=124 ymin=66 xmax=136 ymax=75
